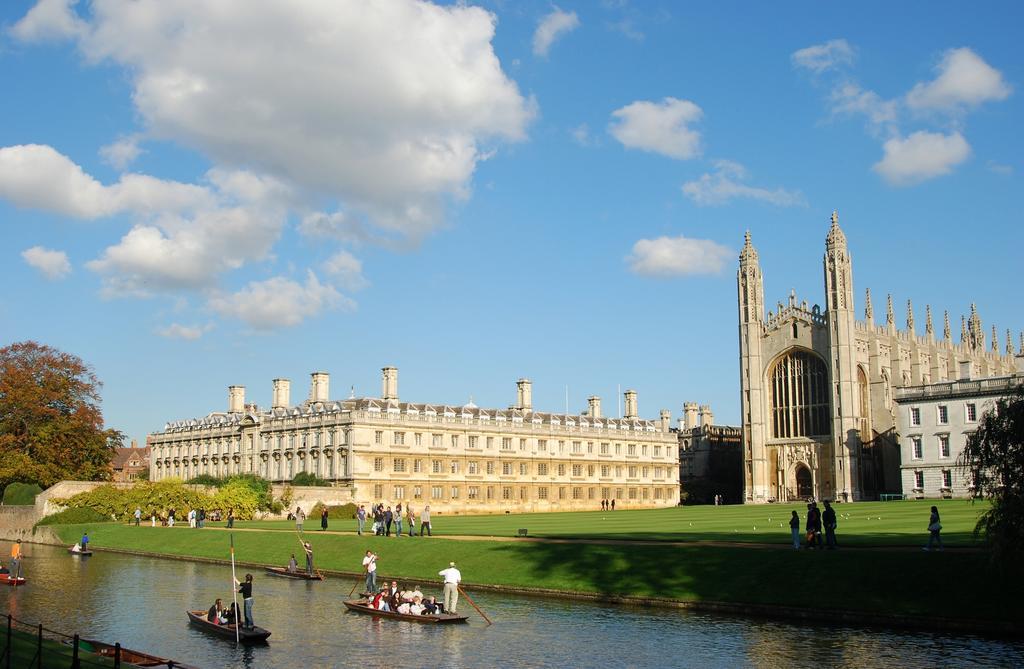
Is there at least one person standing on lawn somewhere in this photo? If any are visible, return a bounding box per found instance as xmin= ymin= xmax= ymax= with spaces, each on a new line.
xmin=925 ymin=506 xmax=943 ymax=551
xmin=406 ymin=505 xmax=416 ymax=536
xmin=134 ymin=507 xmax=141 ymax=526
xmin=438 ymin=561 xmax=461 ymax=614
xmin=420 ymin=505 xmax=432 ymax=536
xmin=789 ymin=510 xmax=801 ymax=549
xmin=321 ymin=507 xmax=329 ymax=531
xmin=394 ymin=503 xmax=403 ymax=537
xmin=822 ymin=501 xmax=838 ymax=549
xmin=295 ymin=507 xmax=305 ymax=532
xmin=356 ymin=505 xmax=366 ymax=535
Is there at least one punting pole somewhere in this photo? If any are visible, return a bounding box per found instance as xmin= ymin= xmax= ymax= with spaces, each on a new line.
xmin=457 ymin=586 xmax=493 ymax=625
xmin=230 ymin=534 xmax=240 ymax=644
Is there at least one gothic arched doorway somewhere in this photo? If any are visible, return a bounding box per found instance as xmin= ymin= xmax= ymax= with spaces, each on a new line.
xmin=795 ymin=464 xmax=813 ymax=499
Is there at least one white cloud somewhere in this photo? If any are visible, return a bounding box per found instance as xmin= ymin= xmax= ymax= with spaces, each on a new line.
xmin=99 ymin=135 xmax=143 ymax=170
xmin=987 ymin=161 xmax=1013 ymax=176
xmin=571 ymin=123 xmax=594 ymax=146
xmin=906 ymin=48 xmax=1011 ymax=112
xmin=156 ymin=323 xmax=210 ymax=340
xmin=627 ymin=235 xmax=732 ymax=277
xmin=21 ymin=246 xmax=71 ymax=280
xmin=872 ymin=131 xmax=971 ymax=186
xmin=322 ymin=250 xmax=369 ymax=292
xmin=682 ymin=160 xmax=806 ymax=207
xmin=791 ymin=39 xmax=855 ymax=73
xmin=828 ymin=83 xmax=898 ymax=133
xmin=534 ymin=7 xmax=580 ymax=57
xmin=609 ymin=98 xmax=702 ymax=160
xmin=10 ymin=0 xmax=534 ymax=242
xmin=9 ymin=0 xmax=85 ymax=42
xmin=298 ymin=211 xmax=383 ymax=247
xmin=208 ymin=271 xmax=352 ymax=330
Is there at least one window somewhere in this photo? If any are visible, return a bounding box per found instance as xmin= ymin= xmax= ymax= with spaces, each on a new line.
xmin=910 ymin=408 xmax=921 ymax=426
xmin=394 ymin=432 xmax=405 ymax=445
xmin=394 ymin=486 xmax=405 ymax=499
xmin=602 ymin=487 xmax=610 ymax=499
xmin=520 ymin=488 xmax=527 ymax=501
xmin=600 ymin=443 xmax=609 ymax=455
xmin=468 ymin=486 xmax=479 ymax=499
xmin=519 ymin=463 xmax=528 ymax=475
xmin=942 ymin=470 xmax=952 ymax=488
xmin=432 ymin=459 xmax=442 ymax=474
xmin=601 ymin=465 xmax=610 ymax=477
xmin=538 ymin=439 xmax=547 ymax=452
xmin=937 ymin=405 xmax=948 ymax=425
xmin=914 ymin=471 xmax=924 ymax=489
xmin=468 ymin=436 xmax=478 ymax=449
xmin=769 ymin=350 xmax=830 ymax=438
xmin=538 ymin=487 xmax=548 ymax=500
xmin=537 ymin=463 xmax=548 ymax=476
xmin=939 ymin=435 xmax=950 ymax=458
xmin=450 ymin=461 xmax=459 ymax=474
xmin=414 ymin=433 xmax=422 ymax=446
xmin=912 ymin=438 xmax=922 ymax=460
xmin=451 ymin=435 xmax=459 ymax=448
xmin=450 ymin=487 xmax=459 ymax=499
xmin=572 ymin=487 xmax=582 ymax=500
xmin=557 ymin=464 xmax=566 ymax=476
xmin=486 ymin=437 xmax=494 ymax=449
xmin=375 ymin=431 xmax=384 ymax=444
xmin=431 ymin=486 xmax=444 ymax=499
xmin=587 ymin=442 xmax=594 ymax=454
xmin=615 ymin=466 xmax=623 ymax=477
xmin=572 ymin=464 xmax=583 ymax=477
xmin=502 ymin=487 xmax=512 ymax=500
xmin=413 ymin=459 xmax=422 ymax=473
xmin=572 ymin=441 xmax=582 ymax=454
xmin=519 ymin=438 xmax=527 ymax=451
xmin=374 ymin=484 xmax=383 ymax=499
xmin=628 ymin=466 xmax=637 ymax=478
xmin=374 ymin=457 xmax=384 ymax=472
xmin=502 ymin=462 xmax=513 ymax=475
xmin=486 ymin=461 xmax=495 ymax=475
xmin=627 ymin=444 xmax=636 ymax=456
xmin=486 ymin=486 xmax=494 ymax=500
xmin=654 ymin=446 xmax=661 ymax=457
xmin=628 ymin=488 xmax=637 ymax=500
xmin=558 ymin=487 xmax=566 ymax=500
xmin=413 ymin=485 xmax=422 ymax=499
xmin=501 ymin=438 xmax=512 ymax=450
xmin=558 ymin=441 xmax=565 ymax=454
xmin=432 ymin=434 xmax=442 ymax=447
xmin=393 ymin=458 xmax=406 ymax=472
xmin=642 ymin=466 xmax=649 ymax=478
xmin=615 ymin=443 xmax=621 ymax=455
xmin=587 ymin=465 xmax=595 ymax=477
xmin=966 ymin=403 xmax=977 ymax=422
xmin=468 ymin=461 xmax=478 ymax=474
xmin=642 ymin=445 xmax=648 ymax=456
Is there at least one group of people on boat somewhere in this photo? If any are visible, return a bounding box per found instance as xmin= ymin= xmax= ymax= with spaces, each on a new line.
xmin=364 ymin=582 xmax=447 ymax=616
xmin=284 ymin=541 xmax=315 ymax=576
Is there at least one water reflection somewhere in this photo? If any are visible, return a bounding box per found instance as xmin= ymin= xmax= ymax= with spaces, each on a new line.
xmin=0 ymin=544 xmax=1020 ymax=669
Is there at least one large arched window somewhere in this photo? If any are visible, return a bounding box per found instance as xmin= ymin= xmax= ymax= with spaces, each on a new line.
xmin=857 ymin=366 xmax=871 ymax=438
xmin=769 ymin=350 xmax=830 ymax=438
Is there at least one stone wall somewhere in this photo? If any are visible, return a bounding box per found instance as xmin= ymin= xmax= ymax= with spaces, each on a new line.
xmin=0 ymin=505 xmax=63 ymax=546
xmin=271 ymin=484 xmax=357 ymax=517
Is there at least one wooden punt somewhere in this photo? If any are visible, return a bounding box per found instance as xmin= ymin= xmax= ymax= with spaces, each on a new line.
xmin=77 ymin=638 xmax=201 ymax=669
xmin=264 ymin=566 xmax=323 ymax=580
xmin=68 ymin=548 xmax=93 ymax=556
xmin=186 ymin=610 xmax=271 ymax=643
xmin=0 ymin=574 xmax=25 ymax=586
xmin=343 ymin=600 xmax=468 ymax=624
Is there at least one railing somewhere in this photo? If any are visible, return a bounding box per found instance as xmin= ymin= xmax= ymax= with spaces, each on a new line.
xmin=0 ymin=613 xmax=185 ymax=668
xmin=894 ymin=375 xmax=1021 ymax=400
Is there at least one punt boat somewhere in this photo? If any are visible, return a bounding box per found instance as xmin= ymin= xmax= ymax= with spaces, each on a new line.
xmin=264 ymin=566 xmax=323 ymax=580
xmin=343 ymin=600 xmax=468 ymax=624
xmin=186 ymin=610 xmax=271 ymax=643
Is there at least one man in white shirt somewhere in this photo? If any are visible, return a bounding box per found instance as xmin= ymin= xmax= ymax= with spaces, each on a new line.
xmin=362 ymin=550 xmax=378 ymax=594
xmin=438 ymin=561 xmax=461 ymax=614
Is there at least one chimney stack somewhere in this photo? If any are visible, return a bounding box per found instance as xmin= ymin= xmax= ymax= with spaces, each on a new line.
xmin=272 ymin=378 xmax=291 ymax=409
xmin=683 ymin=402 xmax=699 ymax=430
xmin=228 ymin=385 xmax=246 ymax=413
xmin=516 ymin=378 xmax=533 ymax=411
xmin=309 ymin=372 xmax=330 ymax=403
xmin=699 ymin=404 xmax=714 ymax=427
xmin=624 ymin=390 xmax=638 ymax=420
xmin=660 ymin=409 xmax=672 ymax=433
xmin=382 ymin=367 xmax=399 ymax=401
xmin=587 ymin=396 xmax=602 ymax=418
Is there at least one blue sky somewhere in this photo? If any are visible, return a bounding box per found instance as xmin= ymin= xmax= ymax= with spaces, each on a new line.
xmin=1 ymin=0 xmax=1021 ymax=446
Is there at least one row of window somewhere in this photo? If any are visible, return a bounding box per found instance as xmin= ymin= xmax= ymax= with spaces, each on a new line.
xmin=370 ymin=484 xmax=671 ymax=502
xmin=374 ymin=431 xmax=670 ymax=457
xmin=908 ymin=403 xmax=977 ymax=427
xmin=910 ymin=435 xmax=952 ymax=460
xmin=373 ymin=457 xmax=668 ymax=479
xmin=912 ymin=470 xmax=954 ymax=489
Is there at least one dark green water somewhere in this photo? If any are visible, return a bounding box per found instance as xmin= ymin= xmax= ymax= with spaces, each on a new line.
xmin=1 ymin=544 xmax=1020 ymax=668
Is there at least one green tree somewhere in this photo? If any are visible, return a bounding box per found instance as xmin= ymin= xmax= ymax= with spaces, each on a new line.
xmin=959 ymin=386 xmax=1024 ymax=564
xmin=0 ymin=341 xmax=122 ymax=489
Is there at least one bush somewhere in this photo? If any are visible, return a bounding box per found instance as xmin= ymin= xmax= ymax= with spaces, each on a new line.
xmin=54 ymin=479 xmax=269 ymax=521
xmin=309 ymin=502 xmax=358 ymax=520
xmin=36 ymin=506 xmax=109 ymax=526
xmin=2 ymin=482 xmax=43 ymax=506
xmin=292 ymin=472 xmax=331 ymax=487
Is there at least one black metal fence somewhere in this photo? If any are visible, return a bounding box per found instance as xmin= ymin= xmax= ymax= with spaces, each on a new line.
xmin=0 ymin=613 xmax=142 ymax=669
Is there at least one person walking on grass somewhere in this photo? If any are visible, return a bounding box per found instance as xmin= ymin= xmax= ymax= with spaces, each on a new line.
xmin=356 ymin=505 xmax=366 ymax=535
xmin=227 ymin=508 xmax=235 ymax=529
xmin=407 ymin=505 xmax=416 ymax=536
xmin=438 ymin=561 xmax=461 ymax=614
xmin=420 ymin=506 xmax=432 ymax=536
xmin=394 ymin=503 xmax=403 ymax=537
xmin=295 ymin=507 xmax=305 ymax=532
xmin=924 ymin=506 xmax=943 ymax=551
xmin=822 ymin=501 xmax=838 ymax=549
xmin=789 ymin=510 xmax=801 ymax=549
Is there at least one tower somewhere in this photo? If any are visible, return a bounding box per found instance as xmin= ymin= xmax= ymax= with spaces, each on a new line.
xmin=737 ymin=230 xmax=766 ymax=501
xmin=823 ymin=211 xmax=859 ymax=501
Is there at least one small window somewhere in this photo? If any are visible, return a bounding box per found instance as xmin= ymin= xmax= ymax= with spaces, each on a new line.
xmin=486 ymin=437 xmax=494 ymax=449
xmin=413 ymin=485 xmax=422 ymax=499
xmin=937 ymin=405 xmax=948 ymax=425
xmin=413 ymin=459 xmax=422 ymax=473
xmin=393 ymin=432 xmax=405 ymax=445
xmin=538 ymin=463 xmax=548 ymax=476
xmin=486 ymin=461 xmax=495 ymax=475
xmin=374 ymin=457 xmax=384 ymax=472
xmin=914 ymin=471 xmax=924 ymax=489
xmin=432 ymin=459 xmax=442 ymax=474
xmin=432 ymin=434 xmax=442 ymax=447
xmin=468 ymin=436 xmax=478 ymax=448
xmin=450 ymin=435 xmax=459 ymax=448
xmin=557 ymin=464 xmax=566 ymax=476
xmin=393 ymin=458 xmax=406 ymax=472
xmin=538 ymin=439 xmax=547 ymax=452
xmin=942 ymin=470 xmax=952 ymax=488
xmin=501 ymin=438 xmax=512 ymax=450
xmin=912 ymin=438 xmax=922 ymax=460
xmin=450 ymin=487 xmax=459 ymax=499
xmin=965 ymin=403 xmax=977 ymax=422
xmin=537 ymin=487 xmax=548 ymax=500
xmin=431 ymin=486 xmax=444 ymax=499
xmin=910 ymin=408 xmax=921 ymax=426
xmin=394 ymin=486 xmax=404 ymax=499
xmin=939 ymin=435 xmax=950 ymax=458
xmin=519 ymin=462 xmax=528 ymax=475
xmin=414 ymin=433 xmax=422 ymax=446
xmin=502 ymin=462 xmax=513 ymax=475
xmin=374 ymin=431 xmax=384 ymax=445
xmin=468 ymin=486 xmax=479 ymax=499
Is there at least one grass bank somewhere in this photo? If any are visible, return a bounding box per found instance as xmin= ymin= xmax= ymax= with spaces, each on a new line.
xmin=49 ymin=521 xmax=1021 ymax=633
xmin=0 ymin=624 xmax=118 ymax=669
xmin=217 ymin=499 xmax=986 ymax=546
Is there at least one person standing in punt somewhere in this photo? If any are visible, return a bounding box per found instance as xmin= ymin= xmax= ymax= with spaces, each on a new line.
xmin=80 ymin=532 xmax=90 ymax=553
xmin=303 ymin=541 xmax=314 ymax=576
xmin=235 ymin=573 xmax=255 ymax=629
xmin=362 ymin=550 xmax=378 ymax=593
xmin=438 ymin=561 xmax=461 ymax=614
xmin=9 ymin=540 xmax=22 ymax=576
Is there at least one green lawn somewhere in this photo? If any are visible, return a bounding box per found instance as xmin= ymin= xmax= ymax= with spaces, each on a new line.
xmin=212 ymin=499 xmax=986 ymax=546
xmin=49 ymin=514 xmax=1021 ymax=628
xmin=0 ymin=625 xmax=118 ymax=669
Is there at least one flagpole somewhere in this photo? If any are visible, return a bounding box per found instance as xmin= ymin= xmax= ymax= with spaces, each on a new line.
xmin=230 ymin=534 xmax=240 ymax=644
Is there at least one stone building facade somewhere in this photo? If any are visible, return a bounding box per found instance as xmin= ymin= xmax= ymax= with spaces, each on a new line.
xmin=894 ymin=373 xmax=1022 ymax=499
xmin=677 ymin=403 xmax=742 ymax=503
xmin=111 ymin=442 xmax=151 ymax=482
xmin=738 ymin=212 xmax=1019 ymax=503
xmin=149 ymin=369 xmax=680 ymax=513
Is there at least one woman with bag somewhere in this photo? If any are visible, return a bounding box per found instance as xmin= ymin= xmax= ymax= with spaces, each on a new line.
xmin=924 ymin=506 xmax=943 ymax=551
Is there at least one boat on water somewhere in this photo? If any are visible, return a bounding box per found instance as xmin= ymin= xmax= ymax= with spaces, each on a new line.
xmin=75 ymin=638 xmax=201 ymax=669
xmin=68 ymin=548 xmax=93 ymax=556
xmin=0 ymin=574 xmax=25 ymax=586
xmin=265 ymin=566 xmax=322 ymax=581
xmin=186 ymin=610 xmax=271 ymax=643
xmin=343 ymin=600 xmax=469 ymax=624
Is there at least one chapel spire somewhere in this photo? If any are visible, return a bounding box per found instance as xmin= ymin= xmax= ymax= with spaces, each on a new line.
xmin=1007 ymin=329 xmax=1014 ymax=355
xmin=943 ymin=311 xmax=951 ymax=341
xmin=906 ymin=299 xmax=915 ymax=333
xmin=886 ymin=294 xmax=895 ymax=328
xmin=991 ymin=325 xmax=999 ymax=353
xmin=925 ymin=305 xmax=933 ymax=338
xmin=968 ymin=303 xmax=984 ymax=351
xmin=864 ymin=288 xmax=874 ymax=325
xmin=961 ymin=315 xmax=968 ymax=344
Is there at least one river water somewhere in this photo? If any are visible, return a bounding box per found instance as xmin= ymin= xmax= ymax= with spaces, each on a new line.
xmin=0 ymin=544 xmax=1020 ymax=669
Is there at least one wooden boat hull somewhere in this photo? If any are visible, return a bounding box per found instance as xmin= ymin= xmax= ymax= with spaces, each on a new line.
xmin=187 ymin=610 xmax=271 ymax=643
xmin=68 ymin=548 xmax=93 ymax=556
xmin=264 ymin=566 xmax=322 ymax=580
xmin=0 ymin=575 xmax=25 ymax=586
xmin=343 ymin=600 xmax=468 ymax=624
xmin=78 ymin=638 xmax=201 ymax=669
